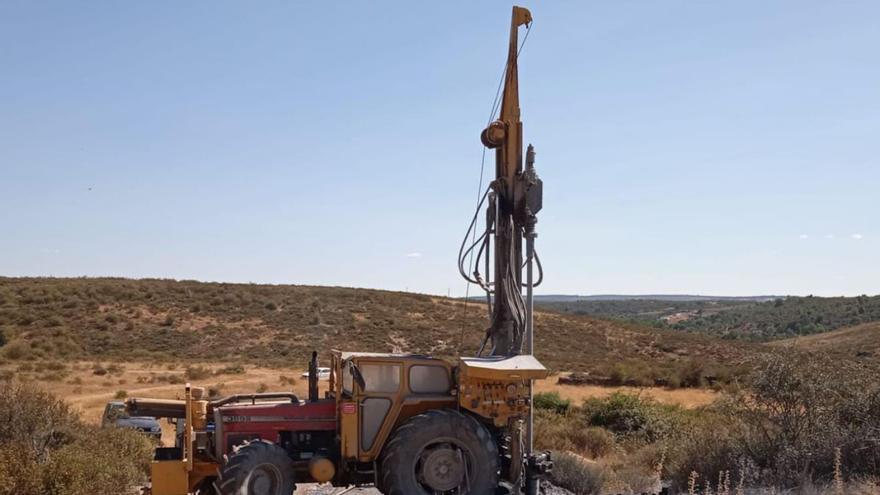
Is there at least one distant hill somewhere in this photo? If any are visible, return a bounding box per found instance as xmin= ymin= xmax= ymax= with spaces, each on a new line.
xmin=0 ymin=277 xmax=767 ymax=384
xmin=540 ymin=295 xmax=880 ymax=342
xmin=534 ymin=294 xmax=782 ymax=303
xmin=537 ymin=298 xmax=756 ymax=324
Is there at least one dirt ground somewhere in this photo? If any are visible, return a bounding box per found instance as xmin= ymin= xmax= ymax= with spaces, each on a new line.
xmin=293 ymin=481 xmax=572 ymax=494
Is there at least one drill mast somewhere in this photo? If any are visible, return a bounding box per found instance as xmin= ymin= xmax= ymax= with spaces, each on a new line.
xmin=478 ymin=6 xmax=542 ymax=358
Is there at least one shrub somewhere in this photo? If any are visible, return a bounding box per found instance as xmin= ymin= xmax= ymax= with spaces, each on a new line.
xmin=184 ymin=365 xmax=211 ymax=381
xmin=38 ymin=371 xmax=67 ymax=382
xmin=106 ymin=363 xmax=124 ymax=375
xmin=551 ymin=451 xmax=608 ymax=495
xmin=569 ymin=427 xmax=616 ymax=459
xmin=256 ymin=383 xmax=268 ymax=393
xmin=114 ymin=390 xmax=127 ymax=399
xmin=2 ymin=341 xmax=32 ymax=360
xmin=208 ymin=384 xmax=224 ymax=398
xmin=215 ymin=364 xmax=245 ymax=375
xmin=583 ymin=392 xmax=678 ymax=442
xmin=0 ymin=381 xmax=152 ymax=495
xmin=92 ymin=364 xmax=108 ymax=376
xmin=668 ymin=353 xmax=880 ymax=490
xmin=606 ymin=362 xmax=654 ymax=387
xmin=41 ymin=361 xmax=66 ymax=372
xmin=534 ymin=391 xmax=571 ymax=414
xmin=678 ymin=360 xmax=704 ymax=388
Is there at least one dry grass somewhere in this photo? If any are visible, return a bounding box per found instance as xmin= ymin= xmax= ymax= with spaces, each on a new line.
xmin=535 ymin=377 xmax=718 ymax=409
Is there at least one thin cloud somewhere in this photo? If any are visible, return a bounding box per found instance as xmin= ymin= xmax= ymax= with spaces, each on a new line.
xmin=824 ymin=234 xmax=835 ymax=239
xmin=404 ymin=252 xmax=422 ymax=258
xmin=799 ymin=234 xmax=809 ymax=239
xmin=851 ymin=234 xmax=864 ymax=240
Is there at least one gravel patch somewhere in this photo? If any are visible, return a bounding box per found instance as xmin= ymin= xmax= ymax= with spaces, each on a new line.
xmin=295 ymin=482 xmax=575 ymax=495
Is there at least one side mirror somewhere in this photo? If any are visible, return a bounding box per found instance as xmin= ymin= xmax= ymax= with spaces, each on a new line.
xmin=350 ymin=363 xmax=367 ymax=391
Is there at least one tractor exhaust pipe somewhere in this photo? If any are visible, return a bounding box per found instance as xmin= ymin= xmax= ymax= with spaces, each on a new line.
xmin=308 ymin=351 xmax=319 ymax=402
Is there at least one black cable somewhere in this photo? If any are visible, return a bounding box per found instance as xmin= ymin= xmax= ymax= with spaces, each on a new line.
xmin=521 ymin=249 xmax=544 ymax=288
xmin=457 ymin=187 xmax=491 ymax=284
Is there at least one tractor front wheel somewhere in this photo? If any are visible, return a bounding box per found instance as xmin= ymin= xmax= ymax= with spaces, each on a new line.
xmin=380 ymin=409 xmax=499 ymax=495
xmin=215 ymin=440 xmax=296 ymax=495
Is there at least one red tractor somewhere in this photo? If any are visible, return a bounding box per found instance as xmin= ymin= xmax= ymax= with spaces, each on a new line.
xmin=129 ymin=350 xmax=549 ymax=494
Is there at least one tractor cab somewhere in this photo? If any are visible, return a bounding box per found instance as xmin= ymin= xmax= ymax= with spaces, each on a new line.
xmin=328 ymin=351 xmax=457 ymax=467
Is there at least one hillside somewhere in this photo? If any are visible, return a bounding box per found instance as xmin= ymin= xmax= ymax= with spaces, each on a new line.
xmin=540 ymin=295 xmax=880 ymax=341
xmin=0 ymin=277 xmax=764 ymax=383
xmin=537 ymin=299 xmax=755 ymax=324
xmin=770 ymin=321 xmax=880 ymax=367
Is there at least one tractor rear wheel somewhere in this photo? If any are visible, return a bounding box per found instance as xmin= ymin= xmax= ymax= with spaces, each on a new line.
xmin=380 ymin=409 xmax=499 ymax=495
xmin=215 ymin=440 xmax=296 ymax=495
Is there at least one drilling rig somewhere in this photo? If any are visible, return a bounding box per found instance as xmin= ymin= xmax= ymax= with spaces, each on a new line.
xmin=459 ymin=4 xmax=546 ymax=493
xmin=127 ymin=6 xmax=550 ymax=495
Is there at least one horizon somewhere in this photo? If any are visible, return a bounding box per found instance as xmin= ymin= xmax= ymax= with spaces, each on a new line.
xmin=2 ymin=2 xmax=878 ymax=297
xmin=2 ymin=275 xmax=876 ymax=299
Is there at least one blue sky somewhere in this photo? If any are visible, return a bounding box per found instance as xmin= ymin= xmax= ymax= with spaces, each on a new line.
xmin=1 ymin=1 xmax=878 ymax=297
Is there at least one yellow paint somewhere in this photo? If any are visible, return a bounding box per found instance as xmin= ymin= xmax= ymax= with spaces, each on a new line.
xmin=309 ymin=457 xmax=336 ymax=483
xmin=150 ymin=460 xmax=189 ymax=495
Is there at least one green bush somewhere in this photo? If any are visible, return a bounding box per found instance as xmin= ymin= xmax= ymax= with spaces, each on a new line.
xmin=534 ymin=391 xmax=571 ymax=414
xmin=606 ymin=361 xmax=655 ymax=387
xmin=583 ymin=392 xmax=679 ymax=442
